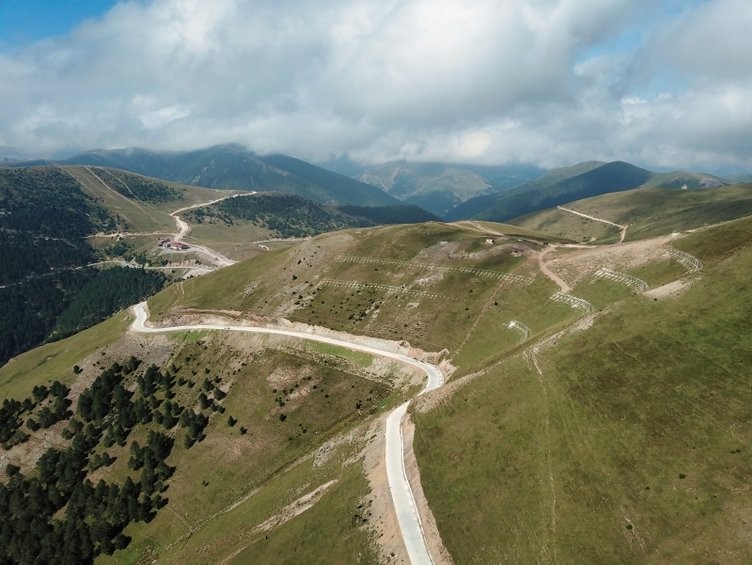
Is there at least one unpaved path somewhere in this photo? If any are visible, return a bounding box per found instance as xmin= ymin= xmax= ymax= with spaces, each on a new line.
xmin=537 ymin=246 xmax=571 ymax=293
xmin=170 ymin=192 xmax=257 ymax=241
xmin=130 ymin=302 xmax=445 ymax=563
xmin=167 ymin=192 xmax=257 ymax=267
xmin=557 ymin=205 xmax=628 ymax=243
xmin=523 ymin=313 xmax=596 ymax=562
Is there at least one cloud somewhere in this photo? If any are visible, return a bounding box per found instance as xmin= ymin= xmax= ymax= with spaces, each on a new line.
xmin=0 ymin=0 xmax=749 ymax=172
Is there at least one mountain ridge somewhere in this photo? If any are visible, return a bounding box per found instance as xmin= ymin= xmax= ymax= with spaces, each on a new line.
xmin=57 ymin=144 xmax=401 ymax=207
xmin=448 ymin=160 xmax=655 ymax=221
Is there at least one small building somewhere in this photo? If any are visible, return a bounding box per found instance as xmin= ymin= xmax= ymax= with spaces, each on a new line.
xmin=162 ymin=240 xmax=189 ymax=251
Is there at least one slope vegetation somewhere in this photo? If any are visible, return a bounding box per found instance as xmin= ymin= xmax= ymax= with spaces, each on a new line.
xmin=512 ymin=183 xmax=752 ymax=243
xmin=63 ymin=144 xmax=400 ymax=206
xmin=147 ymin=221 xmax=569 ymax=354
xmin=413 ymin=214 xmax=752 ymax=562
xmin=0 ymin=167 xmax=167 ymax=365
xmin=448 ymin=161 xmax=653 ymax=221
xmin=186 ymin=193 xmax=438 ymax=239
xmin=353 ymin=161 xmax=544 ymax=217
xmin=2 ymin=187 xmax=751 ymax=563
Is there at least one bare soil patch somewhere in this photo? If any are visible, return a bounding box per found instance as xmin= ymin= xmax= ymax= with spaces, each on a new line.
xmin=643 ymin=278 xmax=694 ymax=300
xmin=544 ymin=236 xmax=676 ymax=289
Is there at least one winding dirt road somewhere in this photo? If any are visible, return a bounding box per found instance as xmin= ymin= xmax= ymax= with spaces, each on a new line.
xmin=130 ymin=302 xmax=444 ymax=563
xmin=167 ymin=192 xmax=258 ymax=267
xmin=557 ymin=205 xmax=628 ymax=243
xmin=170 ymin=192 xmax=256 ymax=241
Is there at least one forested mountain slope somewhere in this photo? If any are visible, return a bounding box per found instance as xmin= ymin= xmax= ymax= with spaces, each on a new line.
xmin=62 ymin=144 xmax=401 ymax=206
xmin=447 ymin=161 xmax=653 ymax=221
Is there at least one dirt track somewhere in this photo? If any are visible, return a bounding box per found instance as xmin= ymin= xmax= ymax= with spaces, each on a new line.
xmin=130 ymin=301 xmax=447 ymax=563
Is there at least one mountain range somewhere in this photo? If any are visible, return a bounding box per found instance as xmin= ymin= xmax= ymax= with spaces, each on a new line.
xmin=321 ymin=158 xmax=545 ymax=217
xmin=59 ymin=144 xmax=400 ymax=207
xmin=1 ymin=144 xmax=752 ymax=563
xmin=16 ymin=145 xmax=734 ymax=223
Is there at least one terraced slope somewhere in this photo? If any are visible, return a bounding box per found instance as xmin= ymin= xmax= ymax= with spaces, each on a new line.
xmin=147 ymin=222 xmax=574 ymax=355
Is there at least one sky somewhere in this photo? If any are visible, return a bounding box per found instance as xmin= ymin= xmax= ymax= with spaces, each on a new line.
xmin=0 ymin=0 xmax=750 ymax=173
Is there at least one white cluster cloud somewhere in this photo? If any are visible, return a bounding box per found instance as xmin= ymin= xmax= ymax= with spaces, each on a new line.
xmin=0 ymin=0 xmax=750 ymax=172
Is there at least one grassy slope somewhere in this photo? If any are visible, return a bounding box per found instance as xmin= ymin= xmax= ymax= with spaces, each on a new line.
xmin=512 ymin=183 xmax=752 ymax=243
xmin=446 ymin=161 xmax=604 ymax=221
xmin=0 ymin=311 xmax=131 ymax=400
xmin=414 ymin=216 xmax=752 ymax=562
xmin=65 ymin=165 xmax=239 ymax=233
xmin=148 ymin=222 xmax=564 ymax=354
xmin=1 ymin=315 xmax=401 ymax=563
xmin=66 ymin=166 xmax=177 ymax=234
xmin=263 ymin=154 xmax=400 ymax=207
xmin=104 ymin=336 xmax=394 ymax=563
xmin=5 ymin=200 xmax=750 ymax=562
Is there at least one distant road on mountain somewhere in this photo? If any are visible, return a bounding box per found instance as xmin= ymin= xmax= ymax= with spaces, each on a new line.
xmin=447 ymin=161 xmax=729 ymax=222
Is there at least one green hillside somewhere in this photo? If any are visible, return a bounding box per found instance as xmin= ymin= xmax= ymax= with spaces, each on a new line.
xmin=63 ymin=144 xmax=401 ymax=207
xmin=643 ymin=170 xmax=728 ymax=189
xmin=413 ymin=214 xmax=752 ymax=562
xmin=447 ymin=161 xmax=653 ymax=221
xmin=512 ymin=183 xmax=752 ymax=243
xmin=1 ymin=188 xmax=751 ymax=562
xmin=262 ymin=154 xmax=399 ymax=206
xmin=146 ymin=222 xmax=568 ymax=353
xmin=186 ymin=193 xmax=438 ymax=239
xmin=0 ymin=166 xmax=192 ymax=365
xmin=446 ymin=161 xmax=604 ymax=220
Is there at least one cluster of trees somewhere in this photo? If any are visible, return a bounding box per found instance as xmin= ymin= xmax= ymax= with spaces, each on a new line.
xmin=128 ymin=430 xmax=176 ymax=494
xmin=336 ymin=204 xmax=438 ymax=225
xmin=187 ymin=193 xmax=369 ymax=237
xmin=0 ymin=355 xmax=234 ymax=563
xmin=0 ymin=270 xmax=95 ymax=365
xmin=0 ymin=266 xmax=166 ymax=366
xmin=0 ymin=434 xmax=168 ymax=562
xmin=0 ymin=167 xmax=169 ymax=366
xmin=93 ymin=168 xmax=183 ymax=203
xmin=28 ymin=381 xmax=72 ymax=431
xmin=52 ymin=267 xmax=166 ymax=339
xmin=180 ymin=410 xmax=209 ymax=448
xmin=0 ymin=167 xmax=114 ymax=284
xmin=0 ymin=381 xmax=71 ymax=448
